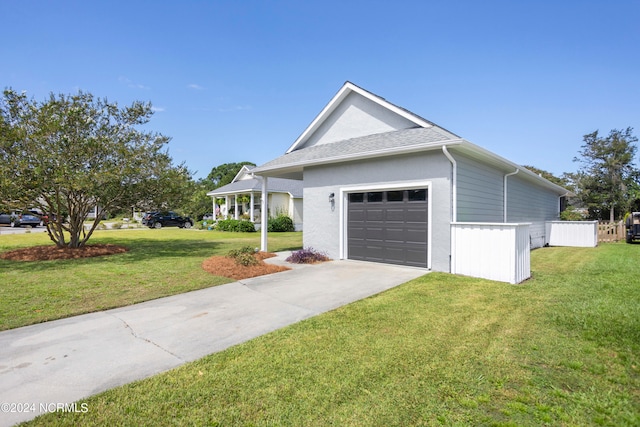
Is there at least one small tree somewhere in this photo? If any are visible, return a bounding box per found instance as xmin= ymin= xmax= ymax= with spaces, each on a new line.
xmin=0 ymin=89 xmax=191 ymax=248
xmin=572 ymin=128 xmax=640 ymax=222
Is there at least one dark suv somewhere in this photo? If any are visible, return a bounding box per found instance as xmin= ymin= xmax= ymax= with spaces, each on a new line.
xmin=146 ymin=211 xmax=193 ymax=229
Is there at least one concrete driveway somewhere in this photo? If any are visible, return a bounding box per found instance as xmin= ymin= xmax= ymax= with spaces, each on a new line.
xmin=0 ymin=253 xmax=427 ymax=426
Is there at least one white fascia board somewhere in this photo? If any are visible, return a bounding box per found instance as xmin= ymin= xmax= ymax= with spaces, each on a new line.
xmin=286 ymin=84 xmax=353 ymax=154
xmin=206 ymin=189 xmax=258 ymax=197
xmin=231 ymin=165 xmax=255 ymax=182
xmin=286 ymin=82 xmax=433 ymax=154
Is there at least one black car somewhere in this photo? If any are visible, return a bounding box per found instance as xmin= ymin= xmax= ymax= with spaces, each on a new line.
xmin=146 ymin=211 xmax=193 ymax=229
xmin=141 ymin=212 xmax=157 ymax=226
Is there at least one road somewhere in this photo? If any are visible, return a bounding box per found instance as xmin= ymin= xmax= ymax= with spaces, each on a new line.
xmin=0 ymin=225 xmax=47 ymax=235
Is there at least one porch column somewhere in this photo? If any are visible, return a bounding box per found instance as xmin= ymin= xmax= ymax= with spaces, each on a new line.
xmin=234 ymin=195 xmax=239 ymax=220
xmin=250 ymin=192 xmax=255 ymax=223
xmin=225 ymin=195 xmax=229 ymax=219
xmin=261 ymin=177 xmax=268 ymax=252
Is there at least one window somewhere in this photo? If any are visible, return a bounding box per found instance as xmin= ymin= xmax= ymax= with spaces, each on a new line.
xmin=408 ymin=189 xmax=427 ymax=201
xmin=367 ymin=192 xmax=383 ymax=203
xmin=387 ymin=191 xmax=404 ymax=202
xmin=349 ymin=193 xmax=364 ymax=203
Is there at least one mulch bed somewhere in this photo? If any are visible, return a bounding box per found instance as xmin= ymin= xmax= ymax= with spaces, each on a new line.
xmin=201 ymin=252 xmax=291 ymax=280
xmin=0 ymin=244 xmax=128 ymax=261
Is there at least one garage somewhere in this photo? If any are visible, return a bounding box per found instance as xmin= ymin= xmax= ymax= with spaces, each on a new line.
xmin=347 ymin=188 xmax=428 ymax=268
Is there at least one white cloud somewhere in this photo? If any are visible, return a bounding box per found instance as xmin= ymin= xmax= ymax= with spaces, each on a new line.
xmin=217 ymin=105 xmax=252 ymax=112
xmin=187 ymin=83 xmax=205 ymax=90
xmin=151 ymin=106 xmax=166 ymax=112
xmin=118 ymin=76 xmax=150 ymax=90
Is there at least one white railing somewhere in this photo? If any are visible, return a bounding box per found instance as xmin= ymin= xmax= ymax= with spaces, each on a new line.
xmin=451 ymin=222 xmax=531 ymax=284
xmin=545 ymin=221 xmax=598 ymax=247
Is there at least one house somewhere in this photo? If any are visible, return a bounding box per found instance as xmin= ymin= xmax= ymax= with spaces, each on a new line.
xmin=206 ymin=165 xmax=303 ymax=230
xmin=252 ymin=82 xmax=569 ymax=279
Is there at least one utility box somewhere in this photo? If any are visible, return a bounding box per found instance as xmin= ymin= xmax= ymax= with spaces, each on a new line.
xmin=626 ymin=212 xmax=640 ymax=243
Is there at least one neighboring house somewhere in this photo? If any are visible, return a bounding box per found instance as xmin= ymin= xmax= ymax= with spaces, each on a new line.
xmin=253 ymin=82 xmax=569 ymax=274
xmin=207 ymin=165 xmax=303 ymax=230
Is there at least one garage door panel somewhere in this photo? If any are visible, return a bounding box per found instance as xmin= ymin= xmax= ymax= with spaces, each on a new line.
xmin=347 ymin=189 xmax=428 ymax=268
xmin=385 ymin=209 xmax=406 ymax=222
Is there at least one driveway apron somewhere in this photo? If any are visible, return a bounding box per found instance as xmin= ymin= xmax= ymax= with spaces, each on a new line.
xmin=0 ymin=253 xmax=427 ymax=426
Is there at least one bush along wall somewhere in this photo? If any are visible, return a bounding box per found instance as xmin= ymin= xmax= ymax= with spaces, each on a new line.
xmin=215 ymin=219 xmax=256 ymax=232
xmin=267 ymin=215 xmax=295 ymax=232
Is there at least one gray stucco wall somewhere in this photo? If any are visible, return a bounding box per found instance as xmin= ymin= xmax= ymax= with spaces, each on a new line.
xmin=302 ymin=151 xmax=453 ymax=272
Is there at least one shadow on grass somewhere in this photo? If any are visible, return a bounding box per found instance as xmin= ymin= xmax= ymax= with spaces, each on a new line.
xmin=0 ymin=238 xmax=226 ymax=274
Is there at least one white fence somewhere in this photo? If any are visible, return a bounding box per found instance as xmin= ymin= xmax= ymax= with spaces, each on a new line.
xmin=451 ymin=222 xmax=531 ymax=284
xmin=545 ymin=221 xmax=598 ymax=247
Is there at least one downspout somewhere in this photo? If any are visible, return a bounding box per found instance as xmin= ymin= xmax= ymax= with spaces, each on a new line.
xmin=442 ymin=146 xmax=457 ymax=222
xmin=442 ymin=146 xmax=457 ymax=274
xmin=504 ymin=169 xmax=519 ymax=222
xmin=260 ymin=177 xmax=268 ymax=252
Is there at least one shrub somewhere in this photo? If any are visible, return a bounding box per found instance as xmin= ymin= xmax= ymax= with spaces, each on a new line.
xmin=111 ymin=222 xmax=123 ymax=229
xmin=560 ymin=206 xmax=585 ymax=221
xmin=227 ymin=246 xmax=260 ymax=266
xmin=286 ymin=247 xmax=330 ymax=264
xmin=268 ymin=215 xmax=295 ymax=232
xmin=215 ymin=219 xmax=256 ymax=232
xmin=227 ymin=246 xmax=257 ymax=258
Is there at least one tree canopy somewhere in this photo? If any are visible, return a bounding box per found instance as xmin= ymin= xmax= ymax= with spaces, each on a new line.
xmin=0 ymin=89 xmax=191 ymax=248
xmin=206 ymin=162 xmax=256 ymax=189
xmin=570 ymin=127 xmax=640 ymax=221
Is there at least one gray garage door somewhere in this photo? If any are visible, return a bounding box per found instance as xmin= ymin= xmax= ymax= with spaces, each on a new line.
xmin=347 ymin=189 xmax=428 ymax=268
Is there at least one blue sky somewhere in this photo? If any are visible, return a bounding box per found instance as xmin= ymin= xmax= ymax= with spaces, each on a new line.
xmin=2 ymin=0 xmax=639 ymax=180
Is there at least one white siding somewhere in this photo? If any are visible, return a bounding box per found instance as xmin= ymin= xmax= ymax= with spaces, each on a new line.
xmin=268 ymin=193 xmax=289 ymax=217
xmin=546 ymin=221 xmax=598 ymax=247
xmin=451 ymin=222 xmax=531 ymax=284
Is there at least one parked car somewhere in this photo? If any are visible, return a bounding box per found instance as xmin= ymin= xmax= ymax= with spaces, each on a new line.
xmin=141 ymin=212 xmax=158 ymax=226
xmin=146 ymin=211 xmax=193 ymax=229
xmin=0 ymin=210 xmax=43 ymax=227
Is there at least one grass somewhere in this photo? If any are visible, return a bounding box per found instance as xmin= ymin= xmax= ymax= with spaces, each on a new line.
xmin=21 ymin=242 xmax=640 ymax=426
xmin=0 ymin=229 xmax=302 ymax=331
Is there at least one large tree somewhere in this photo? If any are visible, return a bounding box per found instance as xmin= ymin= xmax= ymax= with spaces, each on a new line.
xmin=0 ymin=89 xmax=191 ymax=248
xmin=206 ymin=162 xmax=256 ymax=188
xmin=572 ymin=127 xmax=640 ymax=222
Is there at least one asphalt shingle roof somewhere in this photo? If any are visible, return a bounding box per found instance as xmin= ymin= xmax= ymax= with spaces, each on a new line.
xmin=254 ymin=126 xmax=460 ymax=173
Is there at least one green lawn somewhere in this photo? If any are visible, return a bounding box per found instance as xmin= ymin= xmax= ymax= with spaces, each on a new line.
xmin=0 ymin=229 xmax=302 ymax=331
xmin=22 ymin=242 xmax=639 ymax=426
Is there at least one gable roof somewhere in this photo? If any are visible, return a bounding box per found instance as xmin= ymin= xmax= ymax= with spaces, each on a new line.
xmin=286 ymin=81 xmax=459 ymax=153
xmin=252 ymin=82 xmax=569 ymax=195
